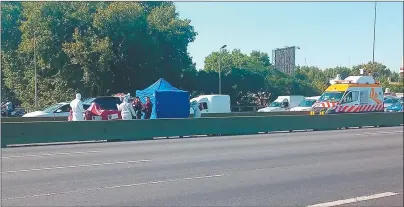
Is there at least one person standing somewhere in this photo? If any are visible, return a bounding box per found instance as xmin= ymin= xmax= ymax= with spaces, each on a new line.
xmin=70 ymin=93 xmax=85 ymax=121
xmin=190 ymin=100 xmax=201 ymax=118
xmin=5 ymin=101 xmax=13 ymax=117
xmin=133 ymin=97 xmax=143 ymax=119
xmin=143 ymin=96 xmax=152 ymax=119
xmin=117 ymin=94 xmax=136 ymax=120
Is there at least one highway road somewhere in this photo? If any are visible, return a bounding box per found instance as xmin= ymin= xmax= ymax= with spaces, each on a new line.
xmin=2 ymin=127 xmax=403 ymax=206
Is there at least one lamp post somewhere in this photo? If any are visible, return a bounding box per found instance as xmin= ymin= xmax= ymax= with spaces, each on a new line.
xmin=372 ymin=1 xmax=377 ymax=78
xmin=372 ymin=1 xmax=377 ymax=64
xmin=34 ymin=31 xmax=38 ymax=108
xmin=218 ymin=45 xmax=227 ymax=94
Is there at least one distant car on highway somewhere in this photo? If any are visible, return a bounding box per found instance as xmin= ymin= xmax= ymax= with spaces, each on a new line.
xmin=383 ymin=97 xmax=400 ymax=111
xmin=23 ymin=102 xmax=90 ymax=118
xmin=290 ymin=96 xmax=320 ymax=112
xmin=385 ymin=101 xmax=403 ymax=112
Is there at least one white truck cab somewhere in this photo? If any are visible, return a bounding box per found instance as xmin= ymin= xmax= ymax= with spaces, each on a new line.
xmin=190 ymin=94 xmax=231 ymax=114
xmin=258 ymin=95 xmax=305 ymax=112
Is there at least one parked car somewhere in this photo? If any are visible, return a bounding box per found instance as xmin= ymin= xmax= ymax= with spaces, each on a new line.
xmin=383 ymin=97 xmax=400 ymax=111
xmin=23 ymin=102 xmax=90 ymax=118
xmin=290 ymin=96 xmax=320 ymax=112
xmin=385 ymin=101 xmax=403 ymax=112
xmin=258 ymin=95 xmax=305 ymax=112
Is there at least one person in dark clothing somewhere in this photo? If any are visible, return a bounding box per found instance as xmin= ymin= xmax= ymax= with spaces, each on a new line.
xmin=133 ymin=97 xmax=143 ymax=120
xmin=142 ymin=97 xmax=152 ymax=119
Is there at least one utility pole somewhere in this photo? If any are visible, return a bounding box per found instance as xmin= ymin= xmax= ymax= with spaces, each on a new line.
xmin=218 ymin=45 xmax=227 ymax=94
xmin=34 ymin=31 xmax=38 ymax=108
xmin=372 ymin=2 xmax=377 ymax=64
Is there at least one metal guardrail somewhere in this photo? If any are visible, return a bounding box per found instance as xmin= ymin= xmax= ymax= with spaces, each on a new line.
xmin=2 ymin=112 xmax=402 ymax=148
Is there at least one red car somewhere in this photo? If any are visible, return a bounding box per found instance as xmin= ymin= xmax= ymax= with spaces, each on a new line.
xmin=68 ymin=96 xmax=137 ymax=121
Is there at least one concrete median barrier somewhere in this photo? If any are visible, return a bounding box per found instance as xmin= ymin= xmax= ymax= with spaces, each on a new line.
xmin=1 ymin=112 xmax=402 ymax=147
xmin=1 ymin=111 xmax=309 ymax=123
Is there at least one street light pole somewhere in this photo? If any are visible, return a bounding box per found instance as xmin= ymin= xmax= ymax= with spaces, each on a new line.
xmin=219 ymin=45 xmax=227 ymax=94
xmin=372 ymin=2 xmax=377 ymax=64
xmin=34 ymin=31 xmax=38 ymax=108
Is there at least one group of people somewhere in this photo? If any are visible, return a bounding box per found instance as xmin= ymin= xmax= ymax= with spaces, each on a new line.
xmin=118 ymin=94 xmax=152 ymax=120
xmin=69 ymin=93 xmax=153 ymax=121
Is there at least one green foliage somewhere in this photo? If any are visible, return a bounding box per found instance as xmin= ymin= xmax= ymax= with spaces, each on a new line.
xmin=295 ymin=62 xmax=403 ymax=94
xmin=1 ymin=1 xmax=196 ymax=109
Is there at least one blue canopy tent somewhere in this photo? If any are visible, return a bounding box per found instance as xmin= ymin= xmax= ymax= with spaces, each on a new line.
xmin=136 ymin=78 xmax=190 ymax=119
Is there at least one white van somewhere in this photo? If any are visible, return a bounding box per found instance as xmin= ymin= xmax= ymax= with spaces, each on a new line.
xmin=290 ymin=96 xmax=320 ymax=112
xmin=190 ymin=94 xmax=231 ymax=114
xmin=258 ymin=95 xmax=305 ymax=112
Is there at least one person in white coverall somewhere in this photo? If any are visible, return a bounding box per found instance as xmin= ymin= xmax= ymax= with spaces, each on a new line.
xmin=117 ymin=95 xmax=136 ymax=120
xmin=70 ymin=93 xmax=85 ymax=121
xmin=190 ymin=100 xmax=201 ymax=118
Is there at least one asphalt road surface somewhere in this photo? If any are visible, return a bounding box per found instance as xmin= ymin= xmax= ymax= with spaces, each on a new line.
xmin=2 ymin=127 xmax=403 ymax=206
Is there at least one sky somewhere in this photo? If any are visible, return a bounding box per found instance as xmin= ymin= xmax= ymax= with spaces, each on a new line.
xmin=175 ymin=2 xmax=403 ymax=72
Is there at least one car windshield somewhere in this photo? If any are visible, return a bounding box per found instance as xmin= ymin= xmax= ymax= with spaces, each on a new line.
xmin=298 ymin=99 xmax=317 ymax=107
xmin=269 ymin=102 xmax=281 ymax=107
xmin=319 ymin=92 xmax=344 ymax=102
xmin=42 ymin=104 xmax=64 ymax=113
xmin=384 ymin=98 xmax=399 ymax=104
xmin=83 ymin=98 xmax=95 ymax=105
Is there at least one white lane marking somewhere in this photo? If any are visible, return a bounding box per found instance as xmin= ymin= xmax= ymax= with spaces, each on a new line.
xmin=307 ymin=192 xmax=399 ymax=207
xmin=353 ymin=131 xmax=403 ymax=136
xmin=1 ymin=150 xmax=101 ymax=159
xmin=1 ymin=159 xmax=150 ymax=174
xmin=2 ymin=174 xmax=224 ymax=201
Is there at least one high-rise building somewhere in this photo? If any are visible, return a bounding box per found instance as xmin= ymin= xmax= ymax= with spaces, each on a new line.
xmin=272 ymin=46 xmax=298 ymax=75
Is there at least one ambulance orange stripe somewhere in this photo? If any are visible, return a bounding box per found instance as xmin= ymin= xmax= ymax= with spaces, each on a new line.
xmin=370 ymin=88 xmax=382 ymax=105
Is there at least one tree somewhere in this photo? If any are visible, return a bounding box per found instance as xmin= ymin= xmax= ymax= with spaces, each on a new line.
xmin=203 ymin=49 xmax=271 ymax=74
xmin=1 ymin=2 xmax=23 ymax=53
xmin=1 ymin=1 xmax=197 ymax=109
xmin=202 ymin=49 xmax=320 ymax=104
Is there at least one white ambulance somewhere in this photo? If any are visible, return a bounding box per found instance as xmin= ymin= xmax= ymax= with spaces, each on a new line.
xmin=310 ymin=76 xmax=384 ymax=115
